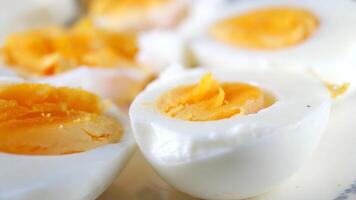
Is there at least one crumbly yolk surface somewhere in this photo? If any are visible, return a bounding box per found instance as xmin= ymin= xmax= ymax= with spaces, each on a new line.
xmin=210 ymin=7 xmax=319 ymax=49
xmin=1 ymin=18 xmax=138 ymax=76
xmin=157 ymin=73 xmax=275 ymax=121
xmin=0 ymin=83 xmax=122 ymax=155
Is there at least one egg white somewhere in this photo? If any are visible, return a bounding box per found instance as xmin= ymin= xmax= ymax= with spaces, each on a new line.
xmin=129 ymin=67 xmax=331 ymax=199
xmin=180 ymin=0 xmax=356 ymax=95
xmin=137 ymin=30 xmax=192 ymax=73
xmin=37 ymin=67 xmax=149 ymax=106
xmin=0 ymin=0 xmax=79 ymax=42
xmin=0 ymin=77 xmax=136 ymax=200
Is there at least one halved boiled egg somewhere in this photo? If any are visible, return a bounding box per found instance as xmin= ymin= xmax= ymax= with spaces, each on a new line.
xmin=129 ymin=67 xmax=331 ymax=199
xmin=0 ymin=77 xmax=135 ymax=199
xmin=1 ymin=18 xmax=139 ymax=77
xmin=87 ymin=0 xmax=191 ymax=32
xmin=0 ymin=18 xmax=156 ymax=109
xmin=181 ymin=0 xmax=356 ymax=94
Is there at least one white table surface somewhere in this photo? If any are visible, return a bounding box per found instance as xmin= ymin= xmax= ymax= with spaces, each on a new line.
xmin=99 ymin=93 xmax=356 ymax=200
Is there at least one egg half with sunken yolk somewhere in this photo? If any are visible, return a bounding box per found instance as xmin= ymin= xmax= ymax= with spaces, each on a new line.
xmin=87 ymin=0 xmax=191 ymax=32
xmin=0 ymin=18 xmax=158 ymax=109
xmin=180 ymin=0 xmax=356 ymax=95
xmin=0 ymin=78 xmax=135 ymax=200
xmin=129 ymin=68 xmax=331 ymax=200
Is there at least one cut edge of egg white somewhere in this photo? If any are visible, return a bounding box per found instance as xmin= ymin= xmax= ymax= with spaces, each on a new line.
xmin=36 ymin=67 xmax=149 ymax=105
xmin=129 ymin=66 xmax=332 ymax=199
xmin=0 ymin=77 xmax=136 ymax=200
xmin=179 ymin=0 xmax=356 ymax=96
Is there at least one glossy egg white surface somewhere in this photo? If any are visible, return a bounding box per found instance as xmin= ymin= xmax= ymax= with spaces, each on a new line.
xmin=0 ymin=77 xmax=136 ymax=200
xmin=129 ymin=67 xmax=331 ymax=199
xmin=181 ymin=0 xmax=356 ymax=94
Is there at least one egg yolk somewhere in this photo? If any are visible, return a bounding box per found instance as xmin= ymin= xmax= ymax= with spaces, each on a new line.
xmin=325 ymin=82 xmax=349 ymax=99
xmin=88 ymin=0 xmax=171 ymax=31
xmin=210 ymin=7 xmax=319 ymax=49
xmin=90 ymin=0 xmax=169 ymax=14
xmin=1 ymin=18 xmax=138 ymax=76
xmin=0 ymin=83 xmax=122 ymax=155
xmin=157 ymin=73 xmax=275 ymax=121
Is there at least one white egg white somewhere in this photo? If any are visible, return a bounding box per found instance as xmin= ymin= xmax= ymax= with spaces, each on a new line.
xmin=129 ymin=67 xmax=331 ymax=199
xmin=0 ymin=66 xmax=20 ymax=78
xmin=137 ymin=30 xmax=192 ymax=73
xmin=0 ymin=61 xmax=153 ymax=111
xmin=0 ymin=0 xmax=79 ymax=42
xmin=180 ymin=0 xmax=356 ymax=95
xmin=37 ymin=67 xmax=149 ymax=105
xmin=0 ymin=77 xmax=136 ymax=200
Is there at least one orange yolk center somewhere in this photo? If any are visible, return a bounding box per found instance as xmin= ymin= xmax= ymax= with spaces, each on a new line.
xmin=1 ymin=18 xmax=138 ymax=76
xmin=157 ymin=73 xmax=275 ymax=121
xmin=210 ymin=7 xmax=319 ymax=49
xmin=0 ymin=83 xmax=122 ymax=155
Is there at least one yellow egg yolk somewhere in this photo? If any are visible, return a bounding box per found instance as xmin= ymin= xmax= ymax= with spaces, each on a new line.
xmin=88 ymin=0 xmax=171 ymax=31
xmin=89 ymin=0 xmax=169 ymax=14
xmin=157 ymin=73 xmax=275 ymax=121
xmin=210 ymin=7 xmax=319 ymax=49
xmin=325 ymin=82 xmax=349 ymax=99
xmin=0 ymin=83 xmax=123 ymax=155
xmin=1 ymin=18 xmax=138 ymax=76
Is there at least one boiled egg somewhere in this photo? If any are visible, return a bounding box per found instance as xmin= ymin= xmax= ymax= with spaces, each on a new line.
xmin=0 ymin=77 xmax=135 ymax=200
xmin=129 ymin=67 xmax=331 ymax=199
xmin=181 ymin=0 xmax=356 ymax=94
xmin=87 ymin=0 xmax=191 ymax=32
xmin=0 ymin=18 xmax=157 ymax=109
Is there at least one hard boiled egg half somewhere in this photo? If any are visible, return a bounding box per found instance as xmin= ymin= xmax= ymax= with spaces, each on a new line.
xmin=130 ymin=68 xmax=331 ymax=199
xmin=0 ymin=77 xmax=135 ymax=200
xmin=87 ymin=0 xmax=191 ymax=32
xmin=0 ymin=18 xmax=155 ymax=110
xmin=183 ymin=0 xmax=356 ymax=94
